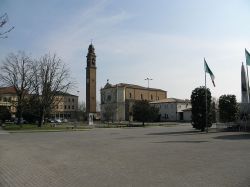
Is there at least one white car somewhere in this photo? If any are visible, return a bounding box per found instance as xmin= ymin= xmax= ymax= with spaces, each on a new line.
xmin=55 ymin=119 xmax=62 ymax=123
xmin=62 ymin=119 xmax=68 ymax=123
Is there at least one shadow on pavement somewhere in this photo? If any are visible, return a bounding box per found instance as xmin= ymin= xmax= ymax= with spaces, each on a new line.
xmin=147 ymin=130 xmax=206 ymax=136
xmin=214 ymin=134 xmax=250 ymax=140
xmin=153 ymin=140 xmax=209 ymax=143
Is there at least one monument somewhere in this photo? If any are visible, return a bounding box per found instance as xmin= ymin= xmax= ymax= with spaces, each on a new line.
xmin=241 ymin=62 xmax=249 ymax=103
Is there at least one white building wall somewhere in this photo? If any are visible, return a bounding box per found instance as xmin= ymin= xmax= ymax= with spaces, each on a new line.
xmin=151 ymin=101 xmax=191 ymax=122
xmin=154 ymin=103 xmax=177 ymax=121
xmin=101 ymin=87 xmax=126 ymax=121
xmin=183 ymin=110 xmax=192 ymax=121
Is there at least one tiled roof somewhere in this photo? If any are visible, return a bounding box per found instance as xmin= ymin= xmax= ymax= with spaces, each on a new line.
xmin=102 ymin=82 xmax=166 ymax=92
xmin=0 ymin=86 xmax=17 ymax=94
xmin=150 ymin=98 xmax=190 ymax=104
xmin=182 ymin=108 xmax=192 ymax=111
xmin=54 ymin=91 xmax=78 ymax=97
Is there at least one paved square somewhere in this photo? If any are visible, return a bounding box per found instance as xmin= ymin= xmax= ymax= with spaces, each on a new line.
xmin=0 ymin=125 xmax=250 ymax=187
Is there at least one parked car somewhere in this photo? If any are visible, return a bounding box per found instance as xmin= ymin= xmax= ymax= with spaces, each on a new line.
xmin=62 ymin=119 xmax=68 ymax=123
xmin=14 ymin=118 xmax=28 ymax=124
xmin=55 ymin=119 xmax=62 ymax=123
xmin=48 ymin=119 xmax=55 ymax=123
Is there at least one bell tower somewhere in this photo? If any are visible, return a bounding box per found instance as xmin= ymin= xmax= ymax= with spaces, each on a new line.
xmin=86 ymin=43 xmax=96 ymax=114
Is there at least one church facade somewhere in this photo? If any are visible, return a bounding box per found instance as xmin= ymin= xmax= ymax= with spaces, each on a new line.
xmin=100 ymin=82 xmax=167 ymax=121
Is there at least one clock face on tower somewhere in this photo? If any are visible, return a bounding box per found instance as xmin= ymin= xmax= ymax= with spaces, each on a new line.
xmin=92 ymin=59 xmax=95 ymax=66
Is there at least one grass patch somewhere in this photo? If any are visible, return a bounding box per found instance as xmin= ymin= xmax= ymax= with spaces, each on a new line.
xmin=2 ymin=123 xmax=89 ymax=131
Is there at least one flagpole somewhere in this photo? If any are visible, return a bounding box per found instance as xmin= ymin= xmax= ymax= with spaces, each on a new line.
xmin=204 ymin=58 xmax=208 ymax=133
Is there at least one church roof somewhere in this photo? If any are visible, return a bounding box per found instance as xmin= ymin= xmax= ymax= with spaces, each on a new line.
xmin=150 ymin=98 xmax=190 ymax=104
xmin=102 ymin=82 xmax=166 ymax=92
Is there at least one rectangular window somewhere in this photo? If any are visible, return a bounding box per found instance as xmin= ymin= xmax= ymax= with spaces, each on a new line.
xmin=68 ymin=105 xmax=70 ymax=109
xmin=72 ymin=98 xmax=74 ymax=102
xmin=64 ymin=105 xmax=66 ymax=109
xmin=72 ymin=105 xmax=74 ymax=109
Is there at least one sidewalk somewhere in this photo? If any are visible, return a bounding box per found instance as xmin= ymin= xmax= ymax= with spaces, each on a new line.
xmin=0 ymin=126 xmax=9 ymax=134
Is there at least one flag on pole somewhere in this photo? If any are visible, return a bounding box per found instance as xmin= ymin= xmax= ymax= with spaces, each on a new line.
xmin=245 ymin=48 xmax=250 ymax=66
xmin=204 ymin=58 xmax=215 ymax=87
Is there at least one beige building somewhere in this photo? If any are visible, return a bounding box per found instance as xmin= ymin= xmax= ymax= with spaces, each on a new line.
xmin=101 ymin=82 xmax=167 ymax=121
xmin=0 ymin=86 xmax=18 ymax=117
xmin=50 ymin=93 xmax=78 ymax=120
xmin=0 ymin=86 xmax=78 ymax=120
xmin=150 ymin=98 xmax=191 ymax=121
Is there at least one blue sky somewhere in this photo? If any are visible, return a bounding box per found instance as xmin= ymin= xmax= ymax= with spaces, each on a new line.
xmin=1 ymin=0 xmax=250 ymax=102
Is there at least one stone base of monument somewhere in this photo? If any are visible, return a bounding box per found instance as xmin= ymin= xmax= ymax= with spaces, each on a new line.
xmin=88 ymin=113 xmax=94 ymax=125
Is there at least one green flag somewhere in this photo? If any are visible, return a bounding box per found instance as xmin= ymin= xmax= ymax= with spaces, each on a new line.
xmin=204 ymin=58 xmax=215 ymax=87
xmin=245 ymin=48 xmax=250 ymax=66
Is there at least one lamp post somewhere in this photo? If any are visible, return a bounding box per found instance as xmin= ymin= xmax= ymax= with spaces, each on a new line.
xmin=145 ymin=78 xmax=153 ymax=88
xmin=145 ymin=78 xmax=153 ymax=100
xmin=75 ymin=91 xmax=80 ymax=122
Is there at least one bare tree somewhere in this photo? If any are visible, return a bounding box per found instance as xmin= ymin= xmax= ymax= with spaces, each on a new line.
xmin=78 ymin=101 xmax=86 ymax=112
xmin=0 ymin=52 xmax=33 ymax=125
xmin=0 ymin=13 xmax=14 ymax=39
xmin=31 ymin=53 xmax=74 ymax=127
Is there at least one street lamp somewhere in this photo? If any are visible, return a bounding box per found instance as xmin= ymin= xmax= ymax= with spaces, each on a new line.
xmin=145 ymin=78 xmax=153 ymax=101
xmin=145 ymin=78 xmax=153 ymax=88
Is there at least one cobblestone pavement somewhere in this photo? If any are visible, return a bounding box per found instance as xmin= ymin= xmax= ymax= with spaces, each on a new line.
xmin=0 ymin=125 xmax=250 ymax=187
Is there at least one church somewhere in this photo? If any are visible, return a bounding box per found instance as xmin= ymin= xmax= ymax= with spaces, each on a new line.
xmin=100 ymin=82 xmax=167 ymax=121
xmin=85 ymin=43 xmax=167 ymax=122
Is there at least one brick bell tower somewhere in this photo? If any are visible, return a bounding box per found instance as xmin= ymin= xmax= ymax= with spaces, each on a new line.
xmin=86 ymin=43 xmax=96 ymax=114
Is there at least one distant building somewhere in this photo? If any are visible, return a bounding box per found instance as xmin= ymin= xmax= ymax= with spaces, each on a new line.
xmin=100 ymin=82 xmax=167 ymax=121
xmin=150 ymin=98 xmax=191 ymax=121
xmin=50 ymin=93 xmax=78 ymax=120
xmin=0 ymin=86 xmax=18 ymax=117
xmin=0 ymin=86 xmax=78 ymax=120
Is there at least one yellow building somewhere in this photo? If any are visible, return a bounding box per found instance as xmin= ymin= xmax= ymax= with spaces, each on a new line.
xmin=50 ymin=93 xmax=78 ymax=120
xmin=101 ymin=82 xmax=167 ymax=121
xmin=0 ymin=86 xmax=18 ymax=117
xmin=0 ymin=87 xmax=78 ymax=120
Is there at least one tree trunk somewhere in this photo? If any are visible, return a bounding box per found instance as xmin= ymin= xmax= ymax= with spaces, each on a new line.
xmin=17 ymin=104 xmax=23 ymax=128
xmin=38 ymin=108 xmax=45 ymax=127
